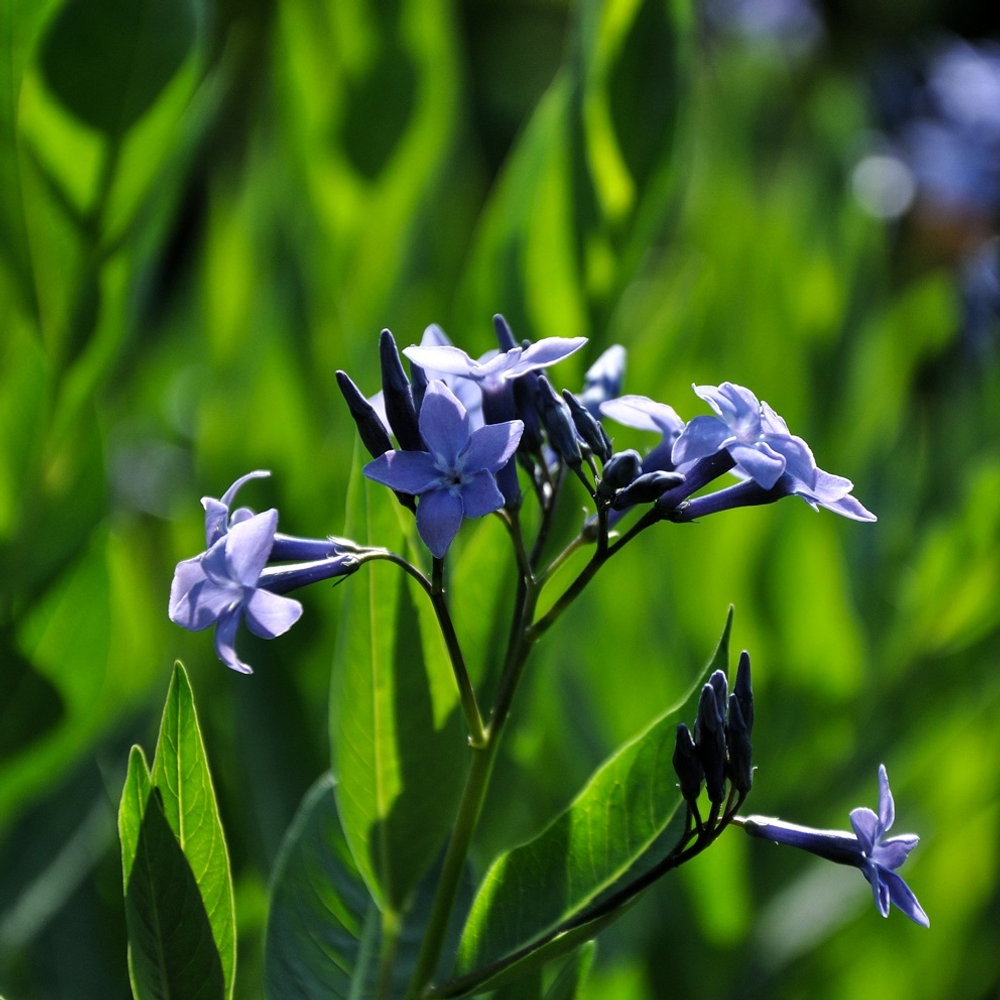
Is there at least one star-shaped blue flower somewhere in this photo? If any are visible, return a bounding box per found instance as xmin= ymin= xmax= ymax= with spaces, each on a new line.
xmin=363 ymin=381 xmax=524 ymax=557
xmin=741 ymin=765 xmax=928 ymax=926
xmin=169 ymin=509 xmax=303 ymax=674
xmin=672 ymin=382 xmax=815 ymax=490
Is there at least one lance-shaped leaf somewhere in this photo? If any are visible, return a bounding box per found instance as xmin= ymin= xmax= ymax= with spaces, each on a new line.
xmin=118 ymin=744 xmax=227 ymax=1000
xmin=330 ymin=451 xmax=466 ymax=914
xmin=453 ymin=610 xmax=733 ymax=984
xmin=264 ymin=773 xmax=381 ymax=1000
xmin=142 ymin=662 xmax=236 ymax=998
xmin=265 ymin=773 xmax=475 ymax=999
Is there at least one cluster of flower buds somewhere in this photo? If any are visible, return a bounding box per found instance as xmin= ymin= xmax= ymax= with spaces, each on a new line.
xmin=673 ymin=651 xmax=754 ymax=808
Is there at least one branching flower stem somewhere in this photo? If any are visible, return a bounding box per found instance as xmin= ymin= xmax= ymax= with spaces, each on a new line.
xmin=363 ymin=549 xmax=487 ymax=747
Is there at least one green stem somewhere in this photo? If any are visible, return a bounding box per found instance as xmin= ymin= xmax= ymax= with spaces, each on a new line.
xmin=375 ymin=910 xmax=402 ymax=1000
xmin=364 ymin=550 xmax=486 ymax=747
xmin=432 ymin=558 xmax=487 ymax=748
xmin=405 ymin=740 xmax=499 ymax=998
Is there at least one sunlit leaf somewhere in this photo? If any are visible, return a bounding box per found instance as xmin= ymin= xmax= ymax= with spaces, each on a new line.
xmin=264 ymin=773 xmax=380 ymax=1000
xmin=119 ymin=744 xmax=226 ymax=1000
xmin=330 ymin=453 xmax=466 ymax=913
xmin=149 ymin=663 xmax=236 ymax=999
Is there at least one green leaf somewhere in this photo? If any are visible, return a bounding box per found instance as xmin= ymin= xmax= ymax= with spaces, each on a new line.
xmin=330 ymin=456 xmax=466 ymax=913
xmin=118 ymin=744 xmax=227 ymax=1000
xmin=454 ymin=609 xmax=733 ymax=980
xmin=149 ymin=662 xmax=237 ymax=999
xmin=38 ymin=0 xmax=197 ymax=136
xmin=264 ymin=773 xmax=381 ymax=1000
xmin=264 ymin=772 xmax=476 ymax=1000
xmin=543 ymin=942 xmax=596 ymax=1000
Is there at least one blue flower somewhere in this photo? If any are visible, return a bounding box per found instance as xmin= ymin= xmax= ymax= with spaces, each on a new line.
xmin=170 ymin=473 xmax=361 ymax=673
xmin=169 ymin=509 xmax=303 ymax=674
xmin=672 ymin=382 xmax=815 ymax=490
xmin=741 ymin=765 xmax=929 ymax=926
xmin=363 ymin=381 xmax=524 ymax=557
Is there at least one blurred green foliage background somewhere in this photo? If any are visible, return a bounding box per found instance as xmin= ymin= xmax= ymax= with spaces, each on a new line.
xmin=1 ymin=0 xmax=998 ymax=997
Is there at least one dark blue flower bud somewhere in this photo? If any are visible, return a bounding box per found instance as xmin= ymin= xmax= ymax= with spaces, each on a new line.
xmin=726 ymin=693 xmax=753 ymax=794
xmin=597 ymin=449 xmax=642 ymax=500
xmin=709 ymin=668 xmax=728 ymax=721
xmin=562 ymin=389 xmax=613 ymax=462
xmin=536 ymin=375 xmax=583 ymax=468
xmin=694 ymin=683 xmax=727 ymax=803
xmin=379 ymin=330 xmax=423 ymax=451
xmin=335 ymin=370 xmax=393 ymax=459
xmin=494 ymin=313 xmax=518 ymax=352
xmin=410 ymin=360 xmax=429 ymax=413
xmin=611 ymin=470 xmax=686 ymax=509
xmin=734 ymin=649 xmax=754 ymax=736
xmin=513 ymin=371 xmax=545 ymax=454
xmin=673 ymin=722 xmax=703 ymax=802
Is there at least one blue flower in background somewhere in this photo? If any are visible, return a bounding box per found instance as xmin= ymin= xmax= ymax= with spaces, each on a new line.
xmin=672 ymin=382 xmax=815 ymax=490
xmin=741 ymin=765 xmax=928 ymax=926
xmin=363 ymin=381 xmax=524 ymax=557
xmin=169 ymin=508 xmax=303 ymax=674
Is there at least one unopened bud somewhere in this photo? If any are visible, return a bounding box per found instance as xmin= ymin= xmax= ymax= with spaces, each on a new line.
xmin=379 ymin=330 xmax=422 ymax=451
xmin=726 ymin=693 xmax=753 ymax=794
xmin=597 ymin=449 xmax=642 ymax=499
xmin=734 ymin=650 xmax=754 ymax=735
xmin=612 ymin=470 xmax=685 ymax=509
xmin=673 ymin=723 xmax=703 ymax=802
xmin=562 ymin=389 xmax=613 ymax=462
xmin=694 ymin=683 xmax=727 ymax=803
xmin=336 ymin=370 xmax=393 ymax=459
xmin=536 ymin=375 xmax=583 ymax=467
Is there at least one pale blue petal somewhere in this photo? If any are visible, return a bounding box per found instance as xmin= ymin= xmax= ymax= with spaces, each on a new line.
xmin=504 ymin=336 xmax=587 ymax=376
xmin=729 ymin=442 xmax=786 ymax=489
xmin=695 ymin=382 xmax=759 ymax=423
xmin=672 ymin=415 xmax=733 ymax=464
xmin=169 ymin=557 xmax=235 ymax=630
xmin=459 ymin=470 xmax=505 ymax=517
xmin=244 ymin=588 xmax=303 ymax=639
xmin=880 ymin=868 xmax=930 ymax=927
xmin=220 ymin=469 xmax=270 ymax=509
xmin=463 ymin=420 xmax=524 ymax=473
xmin=214 ymin=609 xmax=253 ymax=674
xmin=868 ymin=866 xmax=892 ymax=917
xmin=849 ymin=807 xmax=880 ymax=856
xmin=364 ymin=451 xmax=441 ymax=494
xmin=403 ymin=344 xmax=479 ymax=377
xmin=872 ymin=835 xmax=919 ymax=871
xmin=419 ymin=381 xmax=470 ymax=461
xmin=769 ymin=434 xmax=817 ymax=487
xmin=760 ymin=400 xmax=791 ymax=435
xmin=202 ymin=498 xmax=230 ymax=546
xmin=225 ymin=509 xmax=278 ymax=586
xmin=877 ymin=764 xmax=895 ymax=834
xmin=601 ymin=395 xmax=684 ymax=438
xmin=416 ymin=489 xmax=464 ymax=558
